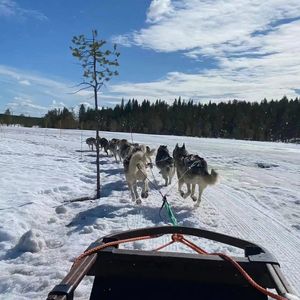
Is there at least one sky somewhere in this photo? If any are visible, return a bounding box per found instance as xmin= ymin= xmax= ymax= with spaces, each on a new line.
xmin=0 ymin=0 xmax=300 ymax=116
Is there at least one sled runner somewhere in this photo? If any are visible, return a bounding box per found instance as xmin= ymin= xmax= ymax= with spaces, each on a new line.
xmin=47 ymin=226 xmax=296 ymax=300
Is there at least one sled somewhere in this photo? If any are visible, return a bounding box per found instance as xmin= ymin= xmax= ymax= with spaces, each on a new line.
xmin=46 ymin=226 xmax=296 ymax=300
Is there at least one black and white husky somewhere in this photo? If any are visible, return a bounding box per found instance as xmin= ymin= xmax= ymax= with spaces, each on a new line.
xmin=86 ymin=137 xmax=96 ymax=151
xmin=155 ymin=145 xmax=175 ymax=186
xmin=123 ymin=145 xmax=155 ymax=204
xmin=173 ymin=143 xmax=218 ymax=206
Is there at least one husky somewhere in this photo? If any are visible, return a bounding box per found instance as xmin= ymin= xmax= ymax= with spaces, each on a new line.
xmin=155 ymin=145 xmax=175 ymax=186
xmin=118 ymin=139 xmax=132 ymax=161
xmin=99 ymin=137 xmax=109 ymax=155
xmin=123 ymin=145 xmax=155 ymax=204
xmin=108 ymin=138 xmax=120 ymax=162
xmin=173 ymin=143 xmax=218 ymax=206
xmin=86 ymin=137 xmax=96 ymax=151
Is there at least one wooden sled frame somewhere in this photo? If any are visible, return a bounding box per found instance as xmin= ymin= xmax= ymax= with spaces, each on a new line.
xmin=47 ymin=226 xmax=295 ymax=300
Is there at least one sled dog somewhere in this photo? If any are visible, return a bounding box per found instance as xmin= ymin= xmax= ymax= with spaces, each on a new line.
xmin=173 ymin=143 xmax=218 ymax=206
xmin=155 ymin=145 xmax=175 ymax=186
xmin=108 ymin=138 xmax=120 ymax=162
xmin=99 ymin=138 xmax=109 ymax=155
xmin=86 ymin=137 xmax=96 ymax=151
xmin=123 ymin=145 xmax=155 ymax=204
xmin=118 ymin=139 xmax=132 ymax=161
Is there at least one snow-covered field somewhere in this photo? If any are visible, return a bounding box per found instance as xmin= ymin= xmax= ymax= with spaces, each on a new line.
xmin=0 ymin=126 xmax=299 ymax=299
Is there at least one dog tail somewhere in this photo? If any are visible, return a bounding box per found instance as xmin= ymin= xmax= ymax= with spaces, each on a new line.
xmin=204 ymin=169 xmax=218 ymax=185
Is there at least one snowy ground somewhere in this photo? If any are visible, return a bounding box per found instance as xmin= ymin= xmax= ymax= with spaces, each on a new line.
xmin=0 ymin=126 xmax=299 ymax=299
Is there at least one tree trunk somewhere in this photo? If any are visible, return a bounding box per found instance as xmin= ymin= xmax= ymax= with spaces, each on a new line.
xmin=92 ymin=31 xmax=101 ymax=199
xmin=94 ymin=85 xmax=100 ymax=199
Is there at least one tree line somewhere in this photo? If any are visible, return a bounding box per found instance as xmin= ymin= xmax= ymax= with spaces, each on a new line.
xmin=1 ymin=97 xmax=299 ymax=142
xmin=0 ymin=109 xmax=43 ymax=127
xmin=78 ymin=96 xmax=299 ymax=142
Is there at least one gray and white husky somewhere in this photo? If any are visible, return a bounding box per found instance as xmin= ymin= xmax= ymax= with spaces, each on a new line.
xmin=108 ymin=138 xmax=120 ymax=162
xmin=118 ymin=139 xmax=131 ymax=162
xmin=123 ymin=145 xmax=155 ymax=204
xmin=155 ymin=145 xmax=175 ymax=186
xmin=173 ymin=143 xmax=218 ymax=206
xmin=86 ymin=137 xmax=96 ymax=151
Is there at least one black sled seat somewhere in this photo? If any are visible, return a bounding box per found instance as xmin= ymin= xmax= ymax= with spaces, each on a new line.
xmin=47 ymin=226 xmax=295 ymax=300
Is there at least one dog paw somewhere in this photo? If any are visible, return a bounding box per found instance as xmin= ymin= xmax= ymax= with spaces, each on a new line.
xmin=141 ymin=191 xmax=149 ymax=198
xmin=136 ymin=199 xmax=142 ymax=205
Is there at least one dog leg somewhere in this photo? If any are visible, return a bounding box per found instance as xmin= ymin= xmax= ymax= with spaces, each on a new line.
xmin=114 ymin=151 xmax=118 ymax=162
xmin=178 ymin=179 xmax=185 ymax=197
xmin=133 ymin=183 xmax=141 ymax=204
xmin=191 ymin=184 xmax=197 ymax=202
xmin=163 ymin=174 xmax=168 ymax=186
xmin=141 ymin=179 xmax=149 ymax=199
xmin=128 ymin=183 xmax=136 ymax=202
xmin=195 ymin=184 xmax=204 ymax=207
xmin=182 ymin=184 xmax=191 ymax=199
xmin=169 ymin=167 xmax=175 ymax=185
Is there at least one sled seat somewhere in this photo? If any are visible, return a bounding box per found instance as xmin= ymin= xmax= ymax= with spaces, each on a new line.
xmin=89 ymin=247 xmax=269 ymax=300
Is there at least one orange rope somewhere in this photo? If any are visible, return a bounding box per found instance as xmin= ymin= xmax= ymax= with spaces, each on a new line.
xmin=213 ymin=252 xmax=287 ymax=300
xmin=153 ymin=234 xmax=287 ymax=300
xmin=72 ymin=233 xmax=288 ymax=300
xmin=72 ymin=234 xmax=154 ymax=268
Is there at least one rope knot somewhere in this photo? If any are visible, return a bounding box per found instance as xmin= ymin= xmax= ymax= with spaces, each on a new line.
xmin=172 ymin=233 xmax=184 ymax=242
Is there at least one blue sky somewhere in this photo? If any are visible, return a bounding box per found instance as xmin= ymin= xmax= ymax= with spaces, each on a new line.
xmin=0 ymin=0 xmax=300 ymax=116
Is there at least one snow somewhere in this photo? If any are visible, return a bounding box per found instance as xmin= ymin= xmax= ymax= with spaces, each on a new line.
xmin=0 ymin=126 xmax=299 ymax=299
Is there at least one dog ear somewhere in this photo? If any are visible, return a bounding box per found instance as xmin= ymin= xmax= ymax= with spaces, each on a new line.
xmin=149 ymin=148 xmax=156 ymax=156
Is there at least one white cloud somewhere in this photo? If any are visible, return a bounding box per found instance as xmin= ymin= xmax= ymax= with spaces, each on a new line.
xmin=0 ymin=65 xmax=95 ymax=116
xmin=120 ymin=0 xmax=300 ymax=53
xmin=146 ymin=0 xmax=174 ymax=23
xmin=6 ymin=96 xmax=49 ymax=116
xmin=110 ymin=0 xmax=300 ymax=102
xmin=19 ymin=79 xmax=31 ymax=86
xmin=0 ymin=0 xmax=47 ymax=21
xmin=111 ymin=34 xmax=132 ymax=47
xmin=108 ymin=67 xmax=300 ymax=103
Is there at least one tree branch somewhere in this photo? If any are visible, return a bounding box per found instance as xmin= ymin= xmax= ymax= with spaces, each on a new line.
xmin=68 ymin=84 xmax=95 ymax=95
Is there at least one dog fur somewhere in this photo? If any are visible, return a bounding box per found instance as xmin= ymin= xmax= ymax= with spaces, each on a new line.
xmin=123 ymin=145 xmax=155 ymax=204
xmin=118 ymin=139 xmax=132 ymax=162
xmin=108 ymin=138 xmax=120 ymax=162
xmin=99 ymin=138 xmax=109 ymax=155
xmin=173 ymin=143 xmax=218 ymax=206
xmin=155 ymin=145 xmax=175 ymax=186
xmin=86 ymin=137 xmax=96 ymax=151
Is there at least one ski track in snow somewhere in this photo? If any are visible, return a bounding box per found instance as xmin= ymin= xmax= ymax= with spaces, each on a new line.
xmin=0 ymin=126 xmax=299 ymax=299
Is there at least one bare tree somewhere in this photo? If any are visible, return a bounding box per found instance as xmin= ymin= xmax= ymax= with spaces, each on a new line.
xmin=71 ymin=30 xmax=120 ymax=198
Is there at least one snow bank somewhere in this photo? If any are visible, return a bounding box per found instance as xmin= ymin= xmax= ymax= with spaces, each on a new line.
xmin=15 ymin=230 xmax=46 ymax=254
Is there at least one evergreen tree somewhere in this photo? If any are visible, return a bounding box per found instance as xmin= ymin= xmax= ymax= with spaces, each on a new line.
xmin=70 ymin=30 xmax=120 ymax=198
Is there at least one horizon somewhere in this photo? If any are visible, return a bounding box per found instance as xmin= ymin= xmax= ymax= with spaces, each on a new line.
xmin=2 ymin=95 xmax=297 ymax=119
xmin=1 ymin=0 xmax=300 ymax=117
